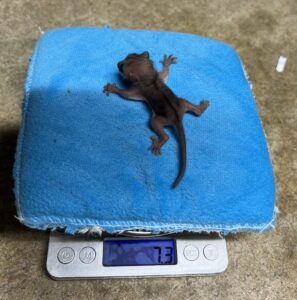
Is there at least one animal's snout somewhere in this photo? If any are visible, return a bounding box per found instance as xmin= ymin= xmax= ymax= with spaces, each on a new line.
xmin=117 ymin=62 xmax=123 ymax=72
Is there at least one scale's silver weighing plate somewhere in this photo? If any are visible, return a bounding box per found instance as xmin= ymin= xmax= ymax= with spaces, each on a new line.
xmin=47 ymin=231 xmax=228 ymax=279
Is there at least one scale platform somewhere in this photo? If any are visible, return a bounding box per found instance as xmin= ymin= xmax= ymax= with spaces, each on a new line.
xmin=46 ymin=231 xmax=228 ymax=279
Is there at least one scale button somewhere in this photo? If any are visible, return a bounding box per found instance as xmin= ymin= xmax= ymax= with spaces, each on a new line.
xmin=183 ymin=245 xmax=199 ymax=261
xmin=79 ymin=247 xmax=96 ymax=264
xmin=203 ymin=244 xmax=219 ymax=261
xmin=57 ymin=247 xmax=75 ymax=264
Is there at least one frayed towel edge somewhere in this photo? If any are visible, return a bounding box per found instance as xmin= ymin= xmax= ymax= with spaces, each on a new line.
xmin=15 ymin=206 xmax=278 ymax=236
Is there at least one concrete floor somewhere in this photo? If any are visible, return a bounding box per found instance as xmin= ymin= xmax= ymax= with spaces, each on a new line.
xmin=1 ymin=0 xmax=297 ymax=299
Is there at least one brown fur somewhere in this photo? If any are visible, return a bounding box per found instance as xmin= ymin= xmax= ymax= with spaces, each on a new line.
xmin=103 ymin=51 xmax=209 ymax=188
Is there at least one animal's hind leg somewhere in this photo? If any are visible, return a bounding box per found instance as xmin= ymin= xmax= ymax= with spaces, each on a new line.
xmin=179 ymin=98 xmax=209 ymax=116
xmin=150 ymin=116 xmax=169 ymax=155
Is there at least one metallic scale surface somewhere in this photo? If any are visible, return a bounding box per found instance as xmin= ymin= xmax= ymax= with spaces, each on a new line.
xmin=47 ymin=232 xmax=228 ymax=279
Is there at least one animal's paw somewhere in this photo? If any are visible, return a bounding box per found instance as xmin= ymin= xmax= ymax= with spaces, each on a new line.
xmin=103 ymin=83 xmax=118 ymax=96
xmin=200 ymin=100 xmax=209 ymax=107
xmin=150 ymin=136 xmax=161 ymax=155
xmin=194 ymin=100 xmax=209 ymax=116
xmin=160 ymin=54 xmax=177 ymax=67
xmin=200 ymin=100 xmax=210 ymax=109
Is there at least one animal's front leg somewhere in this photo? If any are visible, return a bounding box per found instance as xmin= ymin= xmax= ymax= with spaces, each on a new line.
xmin=158 ymin=54 xmax=177 ymax=83
xmin=103 ymin=83 xmax=145 ymax=101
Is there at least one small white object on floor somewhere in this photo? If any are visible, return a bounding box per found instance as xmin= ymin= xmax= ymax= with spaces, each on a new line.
xmin=276 ymin=56 xmax=287 ymax=72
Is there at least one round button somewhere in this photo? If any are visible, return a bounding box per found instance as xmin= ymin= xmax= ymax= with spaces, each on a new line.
xmin=183 ymin=245 xmax=199 ymax=261
xmin=203 ymin=244 xmax=219 ymax=261
xmin=79 ymin=247 xmax=96 ymax=264
xmin=57 ymin=247 xmax=75 ymax=264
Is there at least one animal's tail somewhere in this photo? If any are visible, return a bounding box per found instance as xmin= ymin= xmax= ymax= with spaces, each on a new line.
xmin=172 ymin=121 xmax=186 ymax=188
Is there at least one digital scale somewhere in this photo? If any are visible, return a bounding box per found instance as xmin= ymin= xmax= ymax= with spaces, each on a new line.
xmin=46 ymin=231 xmax=228 ymax=279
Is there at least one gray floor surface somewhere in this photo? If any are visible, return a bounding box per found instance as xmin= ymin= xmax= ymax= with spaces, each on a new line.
xmin=1 ymin=1 xmax=296 ymax=299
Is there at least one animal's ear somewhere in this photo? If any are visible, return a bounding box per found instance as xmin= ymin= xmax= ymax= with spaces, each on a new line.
xmin=142 ymin=51 xmax=149 ymax=58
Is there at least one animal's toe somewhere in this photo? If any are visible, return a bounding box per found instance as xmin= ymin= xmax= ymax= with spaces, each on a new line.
xmin=201 ymin=100 xmax=210 ymax=106
xmin=151 ymin=145 xmax=160 ymax=155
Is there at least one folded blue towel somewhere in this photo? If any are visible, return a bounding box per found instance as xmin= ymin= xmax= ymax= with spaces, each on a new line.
xmin=13 ymin=26 xmax=276 ymax=235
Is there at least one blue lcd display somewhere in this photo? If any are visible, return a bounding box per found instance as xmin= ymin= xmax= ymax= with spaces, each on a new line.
xmin=103 ymin=239 xmax=177 ymax=266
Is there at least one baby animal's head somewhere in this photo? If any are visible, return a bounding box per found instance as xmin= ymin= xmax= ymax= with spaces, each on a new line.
xmin=117 ymin=51 xmax=157 ymax=84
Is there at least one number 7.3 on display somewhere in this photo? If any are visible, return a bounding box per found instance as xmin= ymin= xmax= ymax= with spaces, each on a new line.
xmin=103 ymin=239 xmax=177 ymax=266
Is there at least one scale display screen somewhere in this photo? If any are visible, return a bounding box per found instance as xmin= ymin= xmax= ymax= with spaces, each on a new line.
xmin=103 ymin=239 xmax=177 ymax=266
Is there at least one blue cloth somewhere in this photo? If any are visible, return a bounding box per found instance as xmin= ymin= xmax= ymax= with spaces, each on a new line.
xmin=13 ymin=27 xmax=276 ymax=235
